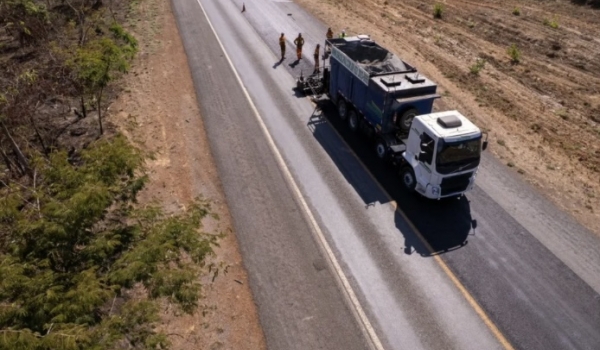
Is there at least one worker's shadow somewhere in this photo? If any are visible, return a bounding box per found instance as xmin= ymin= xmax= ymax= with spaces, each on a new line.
xmin=289 ymin=59 xmax=300 ymax=68
xmin=273 ymin=59 xmax=284 ymax=69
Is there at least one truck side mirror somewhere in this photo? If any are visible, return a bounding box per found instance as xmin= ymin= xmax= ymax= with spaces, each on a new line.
xmin=420 ymin=142 xmax=429 ymax=151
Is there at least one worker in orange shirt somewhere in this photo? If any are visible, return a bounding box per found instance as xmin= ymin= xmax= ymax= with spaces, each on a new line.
xmin=324 ymin=27 xmax=334 ymax=55
xmin=294 ymin=33 xmax=305 ymax=60
xmin=279 ymin=33 xmax=286 ymax=60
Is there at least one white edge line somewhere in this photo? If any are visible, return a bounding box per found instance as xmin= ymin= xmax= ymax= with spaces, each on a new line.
xmin=192 ymin=0 xmax=385 ymax=349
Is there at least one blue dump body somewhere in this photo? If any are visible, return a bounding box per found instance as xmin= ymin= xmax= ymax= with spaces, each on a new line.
xmin=327 ymin=36 xmax=439 ymax=134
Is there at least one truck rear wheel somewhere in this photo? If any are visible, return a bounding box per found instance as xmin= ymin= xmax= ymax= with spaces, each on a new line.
xmin=348 ymin=110 xmax=359 ymax=132
xmin=401 ymin=167 xmax=416 ymax=192
xmin=398 ymin=108 xmax=417 ymax=132
xmin=376 ymin=139 xmax=387 ymax=160
xmin=337 ymin=99 xmax=348 ymax=120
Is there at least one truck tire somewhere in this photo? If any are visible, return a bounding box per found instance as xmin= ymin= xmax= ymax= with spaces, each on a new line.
xmin=375 ymin=138 xmax=387 ymax=160
xmin=401 ymin=166 xmax=417 ymax=192
xmin=337 ymin=99 xmax=348 ymax=120
xmin=348 ymin=110 xmax=359 ymax=132
xmin=398 ymin=108 xmax=417 ymax=132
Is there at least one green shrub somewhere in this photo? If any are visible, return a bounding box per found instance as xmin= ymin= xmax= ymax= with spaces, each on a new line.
xmin=433 ymin=3 xmax=444 ymax=19
xmin=512 ymin=7 xmax=521 ymax=16
xmin=507 ymin=44 xmax=521 ymax=63
xmin=469 ymin=58 xmax=486 ymax=75
xmin=0 ymin=136 xmax=221 ymax=349
xmin=543 ymin=16 xmax=559 ymax=29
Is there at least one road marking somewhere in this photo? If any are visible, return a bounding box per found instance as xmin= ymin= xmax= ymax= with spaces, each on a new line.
xmin=193 ymin=1 xmax=385 ymax=349
xmin=317 ymin=106 xmax=515 ymax=350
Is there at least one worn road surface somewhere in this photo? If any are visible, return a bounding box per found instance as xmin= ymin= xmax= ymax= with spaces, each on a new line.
xmin=171 ymin=0 xmax=600 ymax=349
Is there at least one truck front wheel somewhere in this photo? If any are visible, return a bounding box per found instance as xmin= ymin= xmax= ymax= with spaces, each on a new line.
xmin=337 ymin=99 xmax=348 ymax=120
xmin=348 ymin=110 xmax=359 ymax=132
xmin=398 ymin=108 xmax=417 ymax=132
xmin=401 ymin=167 xmax=416 ymax=192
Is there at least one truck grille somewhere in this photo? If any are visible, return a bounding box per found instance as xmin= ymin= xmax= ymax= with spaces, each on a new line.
xmin=440 ymin=172 xmax=473 ymax=196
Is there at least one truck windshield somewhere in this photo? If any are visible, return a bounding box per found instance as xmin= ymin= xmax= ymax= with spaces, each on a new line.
xmin=436 ymin=137 xmax=482 ymax=174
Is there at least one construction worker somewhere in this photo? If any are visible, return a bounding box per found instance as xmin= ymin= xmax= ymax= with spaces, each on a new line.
xmin=326 ymin=27 xmax=333 ymax=40
xmin=313 ymin=44 xmax=321 ymax=74
xmin=339 ymin=29 xmax=347 ymax=38
xmin=279 ymin=33 xmax=286 ymax=60
xmin=294 ymin=33 xmax=304 ymax=60
xmin=325 ymin=27 xmax=333 ymax=53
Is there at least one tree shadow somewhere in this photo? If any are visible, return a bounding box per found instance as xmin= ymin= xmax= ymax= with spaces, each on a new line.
xmin=307 ymin=98 xmax=473 ymax=256
xmin=570 ymin=0 xmax=600 ymax=8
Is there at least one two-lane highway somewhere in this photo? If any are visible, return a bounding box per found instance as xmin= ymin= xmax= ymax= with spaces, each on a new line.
xmin=171 ymin=0 xmax=600 ymax=349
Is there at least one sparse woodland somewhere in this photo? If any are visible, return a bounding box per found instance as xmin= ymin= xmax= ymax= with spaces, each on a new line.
xmin=0 ymin=1 xmax=220 ymax=348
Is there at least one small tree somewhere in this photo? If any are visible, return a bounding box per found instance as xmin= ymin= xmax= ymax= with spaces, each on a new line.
xmin=0 ymin=0 xmax=50 ymax=47
xmin=433 ymin=3 xmax=444 ymax=18
xmin=507 ymin=44 xmax=521 ymax=64
xmin=70 ymin=24 xmax=137 ymax=135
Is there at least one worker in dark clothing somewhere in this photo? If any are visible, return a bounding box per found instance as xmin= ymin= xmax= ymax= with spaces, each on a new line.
xmin=326 ymin=28 xmax=333 ymax=40
xmin=279 ymin=33 xmax=286 ymax=60
xmin=313 ymin=44 xmax=321 ymax=74
xmin=294 ymin=33 xmax=305 ymax=60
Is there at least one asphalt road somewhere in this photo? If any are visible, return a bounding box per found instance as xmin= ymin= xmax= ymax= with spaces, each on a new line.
xmin=171 ymin=0 xmax=600 ymax=349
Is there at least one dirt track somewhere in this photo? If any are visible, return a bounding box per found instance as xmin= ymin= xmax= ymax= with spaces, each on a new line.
xmin=109 ymin=0 xmax=266 ymax=348
xmin=296 ymin=0 xmax=600 ymax=233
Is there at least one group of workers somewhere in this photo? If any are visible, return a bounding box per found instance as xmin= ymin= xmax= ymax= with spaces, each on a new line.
xmin=278 ymin=27 xmax=347 ymax=73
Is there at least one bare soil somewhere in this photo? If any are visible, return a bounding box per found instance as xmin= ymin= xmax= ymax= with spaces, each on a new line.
xmin=108 ymin=0 xmax=266 ymax=348
xmin=296 ymin=0 xmax=600 ymax=234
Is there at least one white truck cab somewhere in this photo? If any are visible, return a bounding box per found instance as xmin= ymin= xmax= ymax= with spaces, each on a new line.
xmin=400 ymin=110 xmax=488 ymax=199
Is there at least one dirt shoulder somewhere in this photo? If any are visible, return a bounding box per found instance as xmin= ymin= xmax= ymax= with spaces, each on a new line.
xmin=296 ymin=0 xmax=600 ymax=234
xmin=108 ymin=0 xmax=266 ymax=348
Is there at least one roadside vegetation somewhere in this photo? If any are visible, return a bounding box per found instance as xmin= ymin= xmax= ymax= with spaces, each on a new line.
xmin=543 ymin=16 xmax=560 ymax=29
xmin=507 ymin=43 xmax=521 ymax=63
xmin=0 ymin=0 xmax=221 ymax=348
xmin=469 ymin=58 xmax=486 ymax=75
xmin=433 ymin=3 xmax=443 ymax=18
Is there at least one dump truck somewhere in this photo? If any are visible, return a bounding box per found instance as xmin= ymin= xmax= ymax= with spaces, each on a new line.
xmin=297 ymin=35 xmax=488 ymax=199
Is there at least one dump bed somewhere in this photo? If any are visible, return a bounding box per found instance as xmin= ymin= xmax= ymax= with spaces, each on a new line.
xmin=327 ymin=36 xmax=439 ymax=133
xmin=328 ymin=36 xmax=415 ymax=81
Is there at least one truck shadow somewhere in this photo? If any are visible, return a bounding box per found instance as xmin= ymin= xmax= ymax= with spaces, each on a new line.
xmin=308 ymin=99 xmax=473 ymax=256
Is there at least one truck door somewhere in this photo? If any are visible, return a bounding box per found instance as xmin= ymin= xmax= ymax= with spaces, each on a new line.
xmin=415 ymin=132 xmax=435 ymax=187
